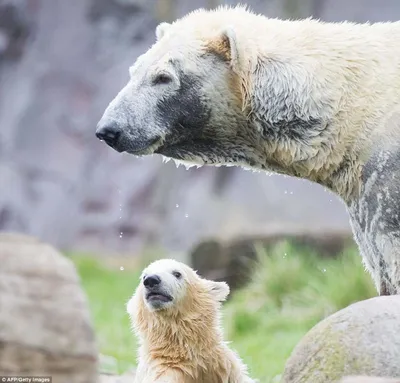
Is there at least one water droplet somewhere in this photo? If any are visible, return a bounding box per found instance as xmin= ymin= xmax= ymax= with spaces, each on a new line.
xmin=184 ymin=213 xmax=189 ymax=218
xmin=322 ymin=268 xmax=327 ymax=273
xmin=283 ymin=252 xmax=287 ymax=258
xmin=284 ymin=190 xmax=288 ymax=194
xmin=119 ymin=232 xmax=123 ymax=238
xmin=120 ymin=266 xmax=124 ymax=271
xmin=290 ymin=191 xmax=293 ymax=195
xmin=175 ymin=204 xmax=179 ymax=208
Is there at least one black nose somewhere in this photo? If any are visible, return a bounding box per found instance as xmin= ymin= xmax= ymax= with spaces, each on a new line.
xmin=96 ymin=122 xmax=121 ymax=146
xmin=143 ymin=275 xmax=161 ymax=288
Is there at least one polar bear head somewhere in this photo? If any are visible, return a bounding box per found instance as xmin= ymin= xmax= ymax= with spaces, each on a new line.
xmin=97 ymin=5 xmax=348 ymax=182
xmin=126 ymin=260 xmax=256 ymax=383
xmin=127 ymin=259 xmax=229 ymax=317
xmin=96 ymin=6 xmax=264 ymax=169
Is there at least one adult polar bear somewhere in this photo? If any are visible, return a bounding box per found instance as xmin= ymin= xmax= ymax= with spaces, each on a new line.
xmin=96 ymin=6 xmax=400 ymax=295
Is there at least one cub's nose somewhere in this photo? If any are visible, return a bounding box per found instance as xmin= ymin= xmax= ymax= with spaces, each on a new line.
xmin=95 ymin=122 xmax=121 ymax=147
xmin=143 ymin=275 xmax=161 ymax=288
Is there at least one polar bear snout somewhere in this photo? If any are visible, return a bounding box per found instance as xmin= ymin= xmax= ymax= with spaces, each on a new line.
xmin=143 ymin=274 xmax=174 ymax=310
xmin=143 ymin=275 xmax=161 ymax=288
xmin=96 ymin=115 xmax=163 ymax=155
xmin=95 ymin=121 xmax=122 ymax=149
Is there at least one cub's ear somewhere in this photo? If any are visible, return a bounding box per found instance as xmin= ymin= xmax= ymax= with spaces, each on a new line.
xmin=156 ymin=22 xmax=171 ymax=41
xmin=207 ymin=280 xmax=230 ymax=302
xmin=207 ymin=26 xmax=240 ymax=69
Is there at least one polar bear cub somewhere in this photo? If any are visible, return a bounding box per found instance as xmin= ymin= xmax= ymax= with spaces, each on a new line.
xmin=127 ymin=258 xmax=255 ymax=383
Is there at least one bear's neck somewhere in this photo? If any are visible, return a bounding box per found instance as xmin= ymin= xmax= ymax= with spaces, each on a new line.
xmin=236 ymin=19 xmax=400 ymax=203
xmin=240 ymin=120 xmax=362 ymax=203
xmin=142 ymin=312 xmax=222 ymax=354
xmin=137 ymin=308 xmax=230 ymax=376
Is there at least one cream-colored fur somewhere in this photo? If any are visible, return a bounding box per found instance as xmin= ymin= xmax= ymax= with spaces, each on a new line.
xmin=127 ymin=259 xmax=255 ymax=383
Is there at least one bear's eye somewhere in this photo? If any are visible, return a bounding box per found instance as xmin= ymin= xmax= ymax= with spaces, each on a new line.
xmin=153 ymin=73 xmax=172 ymax=85
xmin=172 ymin=271 xmax=182 ymax=279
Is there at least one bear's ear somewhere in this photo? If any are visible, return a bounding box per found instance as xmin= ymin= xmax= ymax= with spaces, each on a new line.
xmin=207 ymin=26 xmax=240 ymax=69
xmin=156 ymin=22 xmax=171 ymax=41
xmin=208 ymin=281 xmax=230 ymax=302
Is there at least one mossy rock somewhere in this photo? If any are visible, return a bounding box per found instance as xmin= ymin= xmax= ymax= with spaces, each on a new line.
xmin=282 ymin=296 xmax=400 ymax=383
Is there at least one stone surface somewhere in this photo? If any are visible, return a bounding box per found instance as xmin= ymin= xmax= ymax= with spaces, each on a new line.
xmin=0 ymin=232 xmax=98 ymax=382
xmin=99 ymin=372 xmax=135 ymax=383
xmin=282 ymin=296 xmax=400 ymax=383
xmin=340 ymin=377 xmax=400 ymax=383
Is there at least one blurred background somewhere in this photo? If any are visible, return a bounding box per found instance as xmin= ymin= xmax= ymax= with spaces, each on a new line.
xmin=0 ymin=0 xmax=398 ymax=381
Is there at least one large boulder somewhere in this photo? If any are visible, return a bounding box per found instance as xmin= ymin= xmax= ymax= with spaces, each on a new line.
xmin=340 ymin=377 xmax=400 ymax=383
xmin=99 ymin=372 xmax=135 ymax=383
xmin=0 ymin=232 xmax=98 ymax=382
xmin=282 ymin=296 xmax=400 ymax=383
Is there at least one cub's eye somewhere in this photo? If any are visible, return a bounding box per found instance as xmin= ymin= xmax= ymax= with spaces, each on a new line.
xmin=153 ymin=73 xmax=172 ymax=85
xmin=172 ymin=271 xmax=182 ymax=279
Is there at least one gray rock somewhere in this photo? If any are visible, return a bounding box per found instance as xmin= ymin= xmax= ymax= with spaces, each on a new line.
xmin=282 ymin=296 xmax=400 ymax=383
xmin=0 ymin=232 xmax=98 ymax=383
xmin=340 ymin=377 xmax=400 ymax=383
xmin=99 ymin=372 xmax=135 ymax=383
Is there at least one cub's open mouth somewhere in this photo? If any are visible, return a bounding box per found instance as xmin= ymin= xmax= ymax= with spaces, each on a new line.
xmin=146 ymin=291 xmax=173 ymax=303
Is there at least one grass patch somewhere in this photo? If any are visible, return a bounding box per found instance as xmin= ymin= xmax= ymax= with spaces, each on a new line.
xmin=224 ymin=241 xmax=376 ymax=381
xmin=69 ymin=241 xmax=376 ymax=381
xmin=70 ymin=254 xmax=140 ymax=374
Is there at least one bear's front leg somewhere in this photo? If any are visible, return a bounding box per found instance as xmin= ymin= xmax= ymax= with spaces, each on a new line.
xmin=380 ymin=280 xmax=391 ymax=296
xmin=348 ymin=149 xmax=400 ymax=296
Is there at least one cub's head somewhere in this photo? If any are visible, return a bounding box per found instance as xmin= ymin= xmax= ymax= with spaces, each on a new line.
xmin=127 ymin=259 xmax=229 ymax=321
xmin=96 ymin=7 xmax=259 ymax=168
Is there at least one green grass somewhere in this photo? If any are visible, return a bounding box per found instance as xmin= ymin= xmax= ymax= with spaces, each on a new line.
xmin=69 ymin=241 xmax=377 ymax=381
xmin=70 ymin=255 xmax=140 ymax=374
xmin=223 ymin=241 xmax=376 ymax=381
